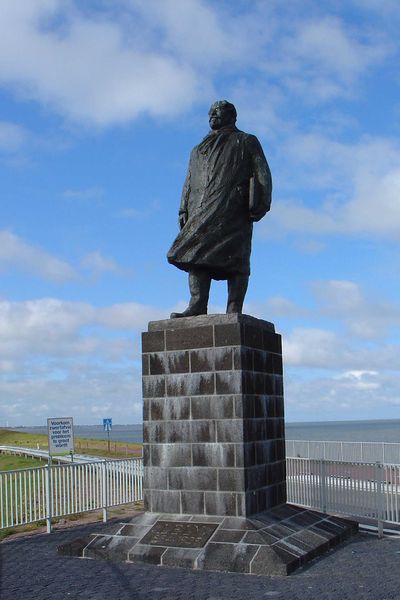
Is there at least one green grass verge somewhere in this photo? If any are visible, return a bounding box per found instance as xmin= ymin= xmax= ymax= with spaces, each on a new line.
xmin=0 ymin=428 xmax=142 ymax=459
xmin=0 ymin=454 xmax=45 ymax=471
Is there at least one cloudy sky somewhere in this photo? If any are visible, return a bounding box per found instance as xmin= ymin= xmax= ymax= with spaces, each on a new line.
xmin=1 ymin=0 xmax=400 ymax=426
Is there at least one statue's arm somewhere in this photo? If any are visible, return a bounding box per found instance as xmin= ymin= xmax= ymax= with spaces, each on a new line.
xmin=248 ymin=136 xmax=272 ymax=222
xmin=178 ymin=159 xmax=192 ymax=229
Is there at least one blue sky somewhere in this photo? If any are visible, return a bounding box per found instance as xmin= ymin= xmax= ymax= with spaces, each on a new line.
xmin=1 ymin=0 xmax=400 ymax=426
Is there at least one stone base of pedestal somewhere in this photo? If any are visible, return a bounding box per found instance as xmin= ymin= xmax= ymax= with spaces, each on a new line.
xmin=58 ymin=504 xmax=357 ymax=576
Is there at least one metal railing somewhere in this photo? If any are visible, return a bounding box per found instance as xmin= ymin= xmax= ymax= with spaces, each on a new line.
xmin=286 ymin=457 xmax=400 ymax=531
xmin=286 ymin=440 xmax=400 ymax=464
xmin=0 ymin=458 xmax=143 ymax=533
xmin=2 ymin=454 xmax=399 ymax=537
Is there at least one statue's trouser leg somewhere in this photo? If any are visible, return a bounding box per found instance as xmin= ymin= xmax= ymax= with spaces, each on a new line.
xmin=187 ymin=270 xmax=211 ymax=315
xmin=226 ymin=274 xmax=249 ymax=314
xmin=170 ymin=270 xmax=211 ymax=318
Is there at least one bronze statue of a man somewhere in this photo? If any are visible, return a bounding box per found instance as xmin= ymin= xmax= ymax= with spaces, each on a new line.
xmin=167 ymin=100 xmax=272 ymax=318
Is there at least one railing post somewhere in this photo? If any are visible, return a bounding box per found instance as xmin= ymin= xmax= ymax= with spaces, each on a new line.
xmin=45 ymin=462 xmax=52 ymax=534
xmin=102 ymin=460 xmax=108 ymax=523
xmin=375 ymin=462 xmax=384 ymax=538
xmin=319 ymin=459 xmax=327 ymax=513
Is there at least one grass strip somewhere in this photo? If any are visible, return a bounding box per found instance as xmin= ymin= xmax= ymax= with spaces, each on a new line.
xmin=0 ymin=428 xmax=142 ymax=459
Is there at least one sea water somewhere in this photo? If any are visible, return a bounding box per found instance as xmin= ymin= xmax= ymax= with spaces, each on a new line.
xmin=12 ymin=419 xmax=400 ymax=444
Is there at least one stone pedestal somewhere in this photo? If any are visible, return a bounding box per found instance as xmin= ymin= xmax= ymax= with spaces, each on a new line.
xmin=58 ymin=314 xmax=357 ymax=575
xmin=141 ymin=314 xmax=286 ymax=517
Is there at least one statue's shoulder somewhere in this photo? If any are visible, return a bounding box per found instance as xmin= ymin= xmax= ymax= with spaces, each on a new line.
xmin=234 ymin=129 xmax=259 ymax=142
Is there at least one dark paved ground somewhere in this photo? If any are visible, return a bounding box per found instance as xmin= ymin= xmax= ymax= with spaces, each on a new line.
xmin=1 ymin=520 xmax=399 ymax=600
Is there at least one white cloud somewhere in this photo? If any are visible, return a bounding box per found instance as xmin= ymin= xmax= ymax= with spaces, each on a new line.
xmin=0 ymin=230 xmax=77 ymax=282
xmin=80 ymin=251 xmax=125 ymax=277
xmin=311 ymin=280 xmax=400 ymax=338
xmin=0 ymin=230 xmax=130 ymax=283
xmin=98 ymin=303 xmax=166 ymax=329
xmin=336 ymin=370 xmax=380 ymax=391
xmin=260 ymin=280 xmax=400 ymax=371
xmin=264 ymin=135 xmax=400 ymax=240
xmin=0 ymin=121 xmax=27 ymax=151
xmin=285 ymin=368 xmax=400 ymax=421
xmin=0 ymin=372 xmax=144 ymax=425
xmin=0 ymin=296 xmax=167 ymax=424
xmin=291 ymin=17 xmax=385 ymax=80
xmin=0 ymin=297 xmax=166 ymax=360
xmin=0 ymin=0 xmax=205 ymax=126
xmin=262 ymin=296 xmax=307 ymax=318
xmin=0 ymin=1 xmax=392 ymax=128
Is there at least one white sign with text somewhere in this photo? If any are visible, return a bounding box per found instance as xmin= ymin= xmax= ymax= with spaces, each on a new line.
xmin=47 ymin=417 xmax=74 ymax=455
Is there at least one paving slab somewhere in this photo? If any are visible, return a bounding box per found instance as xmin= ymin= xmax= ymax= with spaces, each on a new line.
xmin=1 ymin=519 xmax=399 ymax=600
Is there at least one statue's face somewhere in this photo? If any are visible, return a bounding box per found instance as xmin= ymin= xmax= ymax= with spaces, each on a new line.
xmin=208 ymin=106 xmax=233 ymax=130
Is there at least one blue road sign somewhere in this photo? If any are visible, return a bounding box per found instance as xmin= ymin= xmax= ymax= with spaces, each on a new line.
xmin=103 ymin=418 xmax=112 ymax=432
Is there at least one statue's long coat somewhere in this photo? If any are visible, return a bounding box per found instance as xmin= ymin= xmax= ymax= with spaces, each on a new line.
xmin=167 ymin=125 xmax=272 ymax=279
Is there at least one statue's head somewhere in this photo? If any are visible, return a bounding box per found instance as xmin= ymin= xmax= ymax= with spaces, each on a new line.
xmin=208 ymin=100 xmax=237 ymax=130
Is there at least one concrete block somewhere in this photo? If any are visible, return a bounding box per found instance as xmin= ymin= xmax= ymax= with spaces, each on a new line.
xmin=250 ymin=545 xmax=298 ymax=576
xmin=142 ymin=354 xmax=149 ymax=375
xmin=214 ymin=323 xmax=241 ymax=347
xmin=190 ymin=349 xmax=214 ymax=372
xmin=166 ymin=373 xmax=215 ymax=396
xmin=142 ymin=443 xmax=150 ymax=466
xmin=198 ymin=541 xmax=258 ymax=573
xmin=210 ymin=529 xmax=245 ymax=543
xmin=165 ymin=421 xmax=192 ymax=444
xmin=272 ymin=354 xmax=283 ymax=374
xmin=191 ymin=395 xmax=234 ymax=420
xmin=168 ymin=351 xmax=190 ymax=373
xmin=263 ymin=330 xmax=282 ymax=353
xmin=142 ymin=330 xmax=165 ymax=353
xmin=143 ymin=398 xmax=150 ymax=421
xmin=142 ymin=375 xmax=165 ymax=398
xmin=243 ymin=323 xmax=263 ymax=349
xmin=181 ymin=491 xmax=205 ymax=515
xmin=162 ymin=547 xmax=203 ymax=568
xmin=149 ymin=353 xmax=167 ymax=375
xmin=151 ymin=443 xmax=192 ymax=467
xmin=144 ymin=466 xmax=168 ymax=490
xmin=233 ymin=395 xmax=244 ymax=418
xmin=216 ymin=419 xmax=243 ymax=443
xmin=233 ymin=346 xmax=243 ymax=369
xmin=218 ymin=468 xmax=245 ymax=492
xmin=214 ymin=347 xmax=234 ymax=371
xmin=128 ymin=543 xmax=167 ymax=564
xmin=150 ymin=490 xmax=181 ymax=513
xmin=190 ymin=420 xmax=216 ymax=443
xmin=192 ymin=443 xmax=235 ymax=468
xmin=254 ymin=395 xmax=268 ymax=418
xmin=150 ymin=397 xmax=190 ymax=421
xmin=204 ymin=491 xmax=237 ymax=516
xmin=243 ymin=442 xmax=256 ymax=466
xmin=84 ymin=534 xmax=137 ymax=561
xmin=168 ymin=467 xmax=217 ymax=491
xmin=215 ymin=371 xmax=242 ymax=394
xmin=166 ymin=326 xmax=213 ymax=350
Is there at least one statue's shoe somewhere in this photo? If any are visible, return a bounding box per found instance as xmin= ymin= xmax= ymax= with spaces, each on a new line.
xmin=170 ymin=308 xmax=206 ymax=319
